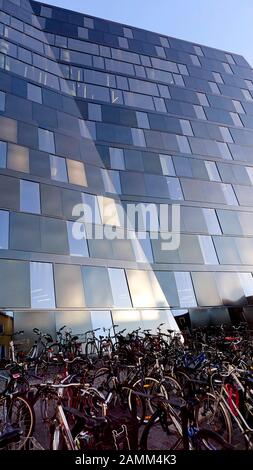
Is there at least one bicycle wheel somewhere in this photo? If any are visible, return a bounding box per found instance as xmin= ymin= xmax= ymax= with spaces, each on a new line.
xmin=0 ymin=395 xmax=34 ymax=450
xmin=140 ymin=403 xmax=183 ymax=451
xmin=195 ymin=428 xmax=234 ymax=450
xmin=195 ymin=393 xmax=232 ymax=448
xmin=128 ymin=377 xmax=167 ymax=422
xmin=162 ymin=376 xmax=183 ymax=414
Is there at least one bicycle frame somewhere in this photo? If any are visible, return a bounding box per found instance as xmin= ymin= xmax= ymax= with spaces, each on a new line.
xmin=213 ymin=366 xmax=253 ymax=448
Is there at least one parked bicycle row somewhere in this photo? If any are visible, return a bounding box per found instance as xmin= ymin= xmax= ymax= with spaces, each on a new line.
xmin=0 ymin=322 xmax=253 ymax=450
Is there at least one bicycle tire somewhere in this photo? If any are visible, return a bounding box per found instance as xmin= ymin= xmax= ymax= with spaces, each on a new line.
xmin=195 ymin=393 xmax=232 ymax=448
xmin=0 ymin=395 xmax=34 ymax=450
xmin=128 ymin=377 xmax=167 ymax=422
xmin=140 ymin=403 xmax=182 ymax=451
xmin=195 ymin=428 xmax=235 ymax=450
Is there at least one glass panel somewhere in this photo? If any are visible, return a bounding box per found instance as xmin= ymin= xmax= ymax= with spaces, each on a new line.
xmin=131 ymin=128 xmax=146 ymax=147
xmin=219 ymin=126 xmax=233 ymax=143
xmin=54 ymin=264 xmax=85 ymax=308
xmin=167 ymin=177 xmax=184 ymax=200
xmin=194 ymin=45 xmax=203 ymax=56
xmin=221 ymin=184 xmax=238 ymax=205
xmin=131 ymin=235 xmax=154 ymax=263
xmin=160 ymin=154 xmax=175 ymax=176
xmin=242 ymin=89 xmax=253 ymax=101
xmin=213 ymin=72 xmax=223 ymax=84
xmin=194 ymin=105 xmax=206 ymax=120
xmin=174 ymin=272 xmax=197 ymax=308
xmin=27 ymin=83 xmax=42 ymax=104
xmin=176 ymin=135 xmax=191 ymax=153
xmin=90 ymin=311 xmax=113 ymax=338
xmin=123 ymin=27 xmax=133 ymax=38
xmin=50 ymin=155 xmax=67 ymax=182
xmin=173 ymin=74 xmax=185 ymax=87
xmin=191 ymin=272 xmax=222 ymax=306
xmin=230 ymin=112 xmax=243 ymax=127
xmin=202 ymin=208 xmax=222 ymax=234
xmin=7 ymin=144 xmax=29 ymax=173
xmin=0 ymin=260 xmax=30 ymax=308
xmin=118 ymin=37 xmax=129 ymax=48
xmin=0 ymin=91 xmax=6 ymax=111
xmin=180 ymin=119 xmax=193 ymax=136
xmin=205 ymin=161 xmax=221 ymax=181
xmin=136 ymin=112 xmax=150 ymax=129
xmin=0 ymin=210 xmax=9 ymax=249
xmin=82 ymin=266 xmax=113 ymax=307
xmin=225 ymin=54 xmax=235 ymax=65
xmin=126 ymin=269 xmax=168 ymax=308
xmin=30 ymin=262 xmax=55 ymax=309
xmin=98 ymin=196 xmax=121 ymax=226
xmin=109 ymin=147 xmax=125 ymax=170
xmin=209 ymin=82 xmax=220 ymax=94
xmin=38 ymin=128 xmax=55 ymax=153
xmin=67 ymin=159 xmax=87 ymax=186
xmin=223 ymin=62 xmax=233 ymax=74
xmin=88 ymin=103 xmax=102 ymax=121
xmin=232 ymin=100 xmax=244 ymax=113
xmin=82 ymin=193 xmax=101 ymax=224
xmin=197 ymin=92 xmax=209 ymax=106
xmin=0 ymin=141 xmax=7 ymax=168
xmin=198 ymin=235 xmax=218 ymax=264
xmin=238 ymin=273 xmax=253 ymax=297
xmin=217 ymin=142 xmax=232 ymax=160
xmin=20 ymin=180 xmax=40 ymax=214
xmin=108 ymin=268 xmax=132 ymax=307
xmin=102 ymin=169 xmax=121 ymax=194
xmin=190 ymin=54 xmax=201 ymax=66
xmin=67 ymin=221 xmax=89 ymax=257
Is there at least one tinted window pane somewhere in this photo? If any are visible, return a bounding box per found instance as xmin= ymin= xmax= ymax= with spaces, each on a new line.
xmin=82 ymin=193 xmax=101 ymax=224
xmin=108 ymin=268 xmax=132 ymax=307
xmin=50 ymin=155 xmax=68 ymax=182
xmin=0 ymin=210 xmax=9 ymax=249
xmin=0 ymin=260 xmax=30 ymax=308
xmin=109 ymin=147 xmax=125 ymax=170
xmin=126 ymin=269 xmax=168 ymax=308
xmin=160 ymin=154 xmax=175 ymax=176
xmin=30 ymin=262 xmax=55 ymax=309
xmin=38 ymin=128 xmax=55 ymax=153
xmin=20 ymin=180 xmax=41 ymax=214
xmin=0 ymin=91 xmax=5 ymax=111
xmin=54 ymin=264 xmax=85 ymax=308
xmin=7 ymin=144 xmax=29 ymax=173
xmin=0 ymin=141 xmax=7 ymax=168
xmin=27 ymin=83 xmax=42 ymax=104
xmin=82 ymin=266 xmax=113 ymax=307
xmin=174 ymin=272 xmax=197 ymax=307
xmin=67 ymin=159 xmax=87 ymax=186
xmin=67 ymin=221 xmax=89 ymax=257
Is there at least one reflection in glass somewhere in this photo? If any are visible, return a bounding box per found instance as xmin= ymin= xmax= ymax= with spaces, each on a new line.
xmin=108 ymin=268 xmax=132 ymax=307
xmin=0 ymin=141 xmax=7 ymax=168
xmin=20 ymin=180 xmax=40 ymax=214
xmin=38 ymin=128 xmax=55 ymax=153
xmin=0 ymin=91 xmax=5 ymax=111
xmin=50 ymin=155 xmax=68 ymax=182
xmin=7 ymin=144 xmax=29 ymax=173
xmin=67 ymin=159 xmax=87 ymax=186
xmin=67 ymin=221 xmax=89 ymax=257
xmin=0 ymin=210 xmax=9 ymax=249
xmin=30 ymin=262 xmax=55 ymax=308
xmin=27 ymin=83 xmax=42 ymax=103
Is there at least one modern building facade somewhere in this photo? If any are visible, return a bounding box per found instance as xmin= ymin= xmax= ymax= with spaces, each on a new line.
xmin=0 ymin=0 xmax=253 ymax=349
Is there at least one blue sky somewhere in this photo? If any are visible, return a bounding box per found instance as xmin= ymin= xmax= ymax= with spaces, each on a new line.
xmin=35 ymin=0 xmax=253 ymax=66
